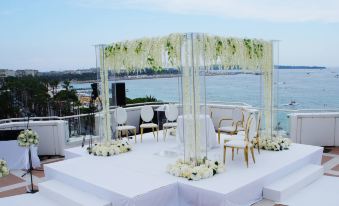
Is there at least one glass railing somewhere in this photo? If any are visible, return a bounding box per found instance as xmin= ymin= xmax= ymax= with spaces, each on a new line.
xmin=1 ymin=104 xmax=338 ymax=144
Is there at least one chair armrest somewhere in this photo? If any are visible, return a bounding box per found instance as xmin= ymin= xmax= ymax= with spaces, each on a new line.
xmin=218 ymin=118 xmax=233 ymax=128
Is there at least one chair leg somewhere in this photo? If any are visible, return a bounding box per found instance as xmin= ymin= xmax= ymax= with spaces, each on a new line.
xmin=156 ymin=127 xmax=159 ymax=142
xmin=251 ymin=146 xmax=256 ymax=164
xmin=223 ymin=146 xmax=226 ymax=164
xmin=257 ymin=137 xmax=260 ymax=154
xmin=163 ymin=128 xmax=165 ymax=141
xmin=126 ymin=130 xmax=128 ymax=139
xmin=140 ymin=128 xmax=143 ymax=143
xmin=152 ymin=127 xmax=155 ymax=138
xmin=134 ymin=129 xmax=136 ymax=143
xmin=218 ymin=130 xmax=220 ymax=144
xmin=244 ymin=147 xmax=249 ymax=168
xmin=232 ymin=147 xmax=234 ymax=160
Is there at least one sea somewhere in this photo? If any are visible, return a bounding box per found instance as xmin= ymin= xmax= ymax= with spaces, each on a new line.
xmin=72 ymin=67 xmax=339 ymax=131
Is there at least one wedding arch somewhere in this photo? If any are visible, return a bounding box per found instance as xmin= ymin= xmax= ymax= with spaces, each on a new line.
xmin=95 ymin=32 xmax=275 ymax=162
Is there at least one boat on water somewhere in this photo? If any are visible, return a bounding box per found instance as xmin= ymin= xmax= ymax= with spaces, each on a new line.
xmin=283 ymin=100 xmax=299 ymax=106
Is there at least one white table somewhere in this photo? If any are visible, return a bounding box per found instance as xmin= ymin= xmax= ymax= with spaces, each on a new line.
xmin=176 ymin=115 xmax=217 ymax=149
xmin=0 ymin=141 xmax=40 ymax=170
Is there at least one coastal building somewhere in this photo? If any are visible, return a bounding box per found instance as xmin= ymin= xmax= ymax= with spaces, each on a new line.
xmin=0 ymin=69 xmax=15 ymax=78
xmin=75 ymin=68 xmax=97 ymax=74
xmin=15 ymin=69 xmax=39 ymax=77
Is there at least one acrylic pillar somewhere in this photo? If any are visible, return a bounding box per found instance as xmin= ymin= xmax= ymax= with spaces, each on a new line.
xmin=180 ymin=33 xmax=208 ymax=163
xmin=95 ymin=45 xmax=112 ymax=143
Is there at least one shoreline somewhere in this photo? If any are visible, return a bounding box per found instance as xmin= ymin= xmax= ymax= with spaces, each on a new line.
xmin=71 ymin=71 xmax=261 ymax=84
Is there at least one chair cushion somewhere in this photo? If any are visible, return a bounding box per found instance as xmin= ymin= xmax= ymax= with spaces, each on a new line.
xmin=140 ymin=123 xmax=158 ymax=128
xmin=163 ymin=122 xmax=177 ymax=128
xmin=117 ymin=125 xmax=136 ymax=131
xmin=223 ymin=134 xmax=245 ymax=141
xmin=219 ymin=126 xmax=236 ymax=133
xmin=237 ymin=126 xmax=245 ymax=131
xmin=225 ymin=140 xmax=251 ymax=148
xmin=237 ymin=131 xmax=245 ymax=136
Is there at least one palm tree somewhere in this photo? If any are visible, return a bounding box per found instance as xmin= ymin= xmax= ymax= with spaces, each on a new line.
xmin=62 ymin=80 xmax=72 ymax=91
xmin=49 ymin=79 xmax=59 ymax=96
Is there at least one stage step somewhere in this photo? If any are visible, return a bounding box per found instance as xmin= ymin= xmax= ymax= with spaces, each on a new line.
xmin=263 ymin=164 xmax=324 ymax=202
xmin=39 ymin=180 xmax=111 ymax=206
xmin=0 ymin=193 xmax=60 ymax=206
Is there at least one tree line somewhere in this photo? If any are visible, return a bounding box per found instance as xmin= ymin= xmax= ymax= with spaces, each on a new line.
xmin=0 ymin=76 xmax=80 ymax=119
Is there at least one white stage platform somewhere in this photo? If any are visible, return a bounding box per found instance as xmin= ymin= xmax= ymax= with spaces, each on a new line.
xmin=41 ymin=133 xmax=323 ymax=206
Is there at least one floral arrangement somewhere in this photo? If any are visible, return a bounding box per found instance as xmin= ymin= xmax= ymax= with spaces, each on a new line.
xmin=102 ymin=33 xmax=272 ymax=73
xmin=167 ymin=158 xmax=224 ymax=181
xmin=0 ymin=159 xmax=10 ymax=178
xmin=88 ymin=140 xmax=132 ymax=156
xmin=252 ymin=137 xmax=292 ymax=151
xmin=17 ymin=129 xmax=39 ymax=147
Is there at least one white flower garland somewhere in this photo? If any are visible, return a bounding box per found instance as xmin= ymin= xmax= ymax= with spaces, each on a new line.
xmin=167 ymin=159 xmax=224 ymax=181
xmin=0 ymin=159 xmax=10 ymax=178
xmin=103 ymin=33 xmax=271 ymax=73
xmin=17 ymin=129 xmax=39 ymax=147
xmin=88 ymin=140 xmax=132 ymax=156
xmin=252 ymin=137 xmax=291 ymax=151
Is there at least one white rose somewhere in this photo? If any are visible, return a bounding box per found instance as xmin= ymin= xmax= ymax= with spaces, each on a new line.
xmin=166 ymin=164 xmax=173 ymax=173
xmin=202 ymin=168 xmax=212 ymax=179
xmin=191 ymin=173 xmax=201 ymax=181
xmin=2 ymin=167 xmax=9 ymax=174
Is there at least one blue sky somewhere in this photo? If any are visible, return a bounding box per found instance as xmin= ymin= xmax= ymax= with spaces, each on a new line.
xmin=0 ymin=0 xmax=338 ymax=71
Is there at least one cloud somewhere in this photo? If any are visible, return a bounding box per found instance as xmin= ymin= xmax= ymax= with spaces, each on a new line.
xmin=73 ymin=0 xmax=339 ymax=23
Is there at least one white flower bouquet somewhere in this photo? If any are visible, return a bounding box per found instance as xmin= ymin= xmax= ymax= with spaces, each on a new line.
xmin=89 ymin=140 xmax=132 ymax=156
xmin=252 ymin=137 xmax=291 ymax=151
xmin=167 ymin=158 xmax=224 ymax=181
xmin=17 ymin=129 xmax=39 ymax=147
xmin=0 ymin=159 xmax=10 ymax=178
